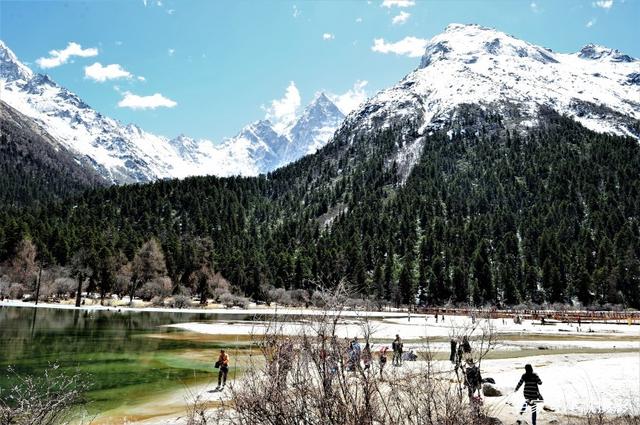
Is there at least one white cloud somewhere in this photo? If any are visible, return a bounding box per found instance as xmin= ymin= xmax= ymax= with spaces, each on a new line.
xmin=392 ymin=11 xmax=411 ymax=25
xmin=371 ymin=36 xmax=428 ymax=58
xmin=586 ymin=18 xmax=597 ymax=27
xmin=167 ymin=9 xmax=175 ymax=15
xmin=118 ymin=92 xmax=177 ymax=110
xmin=323 ymin=33 xmax=335 ymax=40
xmin=137 ymin=76 xmax=146 ymax=82
xmin=356 ymin=17 xmax=363 ymax=23
xmin=328 ymin=80 xmax=369 ymax=115
xmin=36 ymin=42 xmax=98 ymax=69
xmin=293 ymin=5 xmax=301 ymax=18
xmin=84 ymin=62 xmax=132 ymax=82
xmin=115 ymin=41 xmax=123 ymax=46
xmin=142 ymin=0 xmax=147 ymax=6
xmin=381 ymin=0 xmax=415 ymax=8
xmin=593 ymin=0 xmax=613 ymax=9
xmin=168 ymin=48 xmax=175 ymax=56
xmin=530 ymin=2 xmax=540 ymax=12
xmin=263 ymin=81 xmax=301 ymax=132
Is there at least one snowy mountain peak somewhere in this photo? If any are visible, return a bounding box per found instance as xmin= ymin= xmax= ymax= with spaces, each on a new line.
xmin=0 ymin=39 xmax=347 ymax=182
xmin=420 ymin=23 xmax=558 ymax=69
xmin=0 ymin=40 xmax=33 ymax=82
xmin=305 ymin=92 xmax=343 ymax=118
xmin=347 ymin=22 xmax=640 ymax=160
xmin=578 ymin=44 xmax=636 ymax=63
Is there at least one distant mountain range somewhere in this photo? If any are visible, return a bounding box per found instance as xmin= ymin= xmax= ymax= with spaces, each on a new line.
xmin=0 ymin=40 xmax=346 ymax=184
xmin=1 ymin=24 xmax=639 ymax=308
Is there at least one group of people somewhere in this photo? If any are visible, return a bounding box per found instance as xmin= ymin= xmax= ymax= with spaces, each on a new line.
xmin=449 ymin=336 xmax=544 ymax=425
xmin=213 ymin=334 xmax=544 ymax=425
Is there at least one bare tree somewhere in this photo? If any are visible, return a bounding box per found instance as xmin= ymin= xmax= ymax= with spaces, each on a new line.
xmin=0 ymin=364 xmax=92 ymax=425
xmin=130 ymin=239 xmax=168 ymax=303
xmin=9 ymin=238 xmax=37 ymax=286
xmin=211 ymin=281 xmax=495 ymax=425
xmin=70 ymin=248 xmax=93 ymax=308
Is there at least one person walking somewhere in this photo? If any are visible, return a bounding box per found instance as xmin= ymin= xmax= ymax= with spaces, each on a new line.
xmin=215 ymin=349 xmax=230 ymax=390
xmin=391 ymin=334 xmax=403 ymax=366
xmin=378 ymin=346 xmax=388 ymax=378
xmin=515 ymin=364 xmax=543 ymax=425
xmin=449 ymin=339 xmax=457 ymax=363
xmin=362 ymin=342 xmax=372 ymax=370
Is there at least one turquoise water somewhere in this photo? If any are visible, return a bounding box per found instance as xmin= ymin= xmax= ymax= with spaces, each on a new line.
xmin=0 ymin=305 xmax=245 ymax=415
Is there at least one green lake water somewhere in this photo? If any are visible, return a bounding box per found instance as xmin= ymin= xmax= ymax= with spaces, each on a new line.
xmin=0 ymin=305 xmax=247 ymax=416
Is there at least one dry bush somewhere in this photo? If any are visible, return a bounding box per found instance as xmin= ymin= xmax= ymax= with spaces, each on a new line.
xmin=210 ymin=282 xmax=497 ymax=425
xmin=0 ymin=364 xmax=91 ymax=425
xmin=171 ymin=294 xmax=192 ymax=309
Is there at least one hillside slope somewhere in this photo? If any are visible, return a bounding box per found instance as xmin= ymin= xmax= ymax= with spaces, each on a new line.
xmin=0 ymin=100 xmax=107 ymax=207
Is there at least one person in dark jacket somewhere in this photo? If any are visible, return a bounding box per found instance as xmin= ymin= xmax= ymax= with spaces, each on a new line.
xmin=515 ymin=364 xmax=543 ymax=425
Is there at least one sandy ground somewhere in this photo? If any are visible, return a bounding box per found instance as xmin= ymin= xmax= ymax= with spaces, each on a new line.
xmin=95 ymin=352 xmax=639 ymax=425
xmin=4 ymin=300 xmax=639 ymax=424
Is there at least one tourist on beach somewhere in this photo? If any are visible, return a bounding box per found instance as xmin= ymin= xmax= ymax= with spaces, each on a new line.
xmin=362 ymin=342 xmax=372 ymax=370
xmin=464 ymin=359 xmax=482 ymax=399
xmin=215 ymin=349 xmax=230 ymax=389
xmin=349 ymin=337 xmax=362 ymax=370
xmin=392 ymin=334 xmax=403 ymax=366
xmin=449 ymin=339 xmax=457 ymax=363
xmin=461 ymin=335 xmax=472 ymax=362
xmin=379 ymin=346 xmax=388 ymax=378
xmin=515 ymin=364 xmax=543 ymax=425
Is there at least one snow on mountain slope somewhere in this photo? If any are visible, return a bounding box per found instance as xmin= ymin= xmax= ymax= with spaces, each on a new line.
xmin=346 ymin=24 xmax=640 ymax=141
xmin=0 ymin=40 xmax=346 ymax=183
xmin=220 ymin=93 xmax=345 ymax=172
xmin=284 ymin=93 xmax=345 ymax=164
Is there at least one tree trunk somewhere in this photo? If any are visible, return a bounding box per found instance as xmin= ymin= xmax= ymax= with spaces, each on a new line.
xmin=34 ymin=266 xmax=43 ymax=305
xmin=75 ymin=277 xmax=82 ymax=308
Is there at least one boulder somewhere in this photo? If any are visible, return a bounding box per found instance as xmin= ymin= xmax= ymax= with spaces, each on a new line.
xmin=482 ymin=382 xmax=503 ymax=397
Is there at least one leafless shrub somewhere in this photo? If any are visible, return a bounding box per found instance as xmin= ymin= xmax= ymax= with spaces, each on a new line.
xmin=171 ymin=294 xmax=192 ymax=309
xmin=212 ymin=281 xmax=496 ymax=425
xmin=52 ymin=277 xmax=76 ymax=298
xmin=219 ymin=292 xmax=250 ymax=308
xmin=0 ymin=364 xmax=92 ymax=425
xmin=7 ymin=283 xmax=25 ymax=299
xmin=136 ymin=277 xmax=172 ymax=301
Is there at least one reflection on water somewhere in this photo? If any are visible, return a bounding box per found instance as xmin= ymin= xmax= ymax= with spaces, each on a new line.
xmin=0 ymin=305 xmax=249 ymax=414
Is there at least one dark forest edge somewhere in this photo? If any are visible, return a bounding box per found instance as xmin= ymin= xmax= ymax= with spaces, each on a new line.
xmin=1 ymin=109 xmax=639 ymax=309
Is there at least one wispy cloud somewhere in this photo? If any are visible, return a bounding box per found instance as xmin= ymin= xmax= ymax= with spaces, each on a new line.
xmin=117 ymin=92 xmax=177 ymax=110
xmin=593 ymin=0 xmax=613 ymax=9
xmin=530 ymin=2 xmax=540 ymax=13
xmin=167 ymin=9 xmax=175 ymax=15
xmin=168 ymin=48 xmax=175 ymax=56
xmin=263 ymin=81 xmax=301 ymax=133
xmin=371 ymin=36 xmax=428 ymax=57
xmin=323 ymin=33 xmax=335 ymax=41
xmin=381 ymin=0 xmax=415 ymax=8
xmin=586 ymin=18 xmax=597 ymax=27
xmin=293 ymin=4 xmax=301 ymax=18
xmin=36 ymin=42 xmax=98 ymax=69
xmin=392 ymin=11 xmax=411 ymax=25
xmin=355 ymin=17 xmax=363 ymax=23
xmin=84 ymin=62 xmax=132 ymax=82
xmin=328 ymin=80 xmax=369 ymax=115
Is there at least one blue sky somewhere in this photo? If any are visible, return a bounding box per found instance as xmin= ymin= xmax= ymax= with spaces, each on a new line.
xmin=1 ymin=0 xmax=638 ymax=142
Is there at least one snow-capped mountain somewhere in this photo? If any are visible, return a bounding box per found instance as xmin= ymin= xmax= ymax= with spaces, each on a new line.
xmin=345 ymin=24 xmax=640 ymax=143
xmin=0 ymin=40 xmax=345 ymax=183
xmin=283 ymin=93 xmax=345 ymax=165
xmin=221 ymin=93 xmax=345 ymax=172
